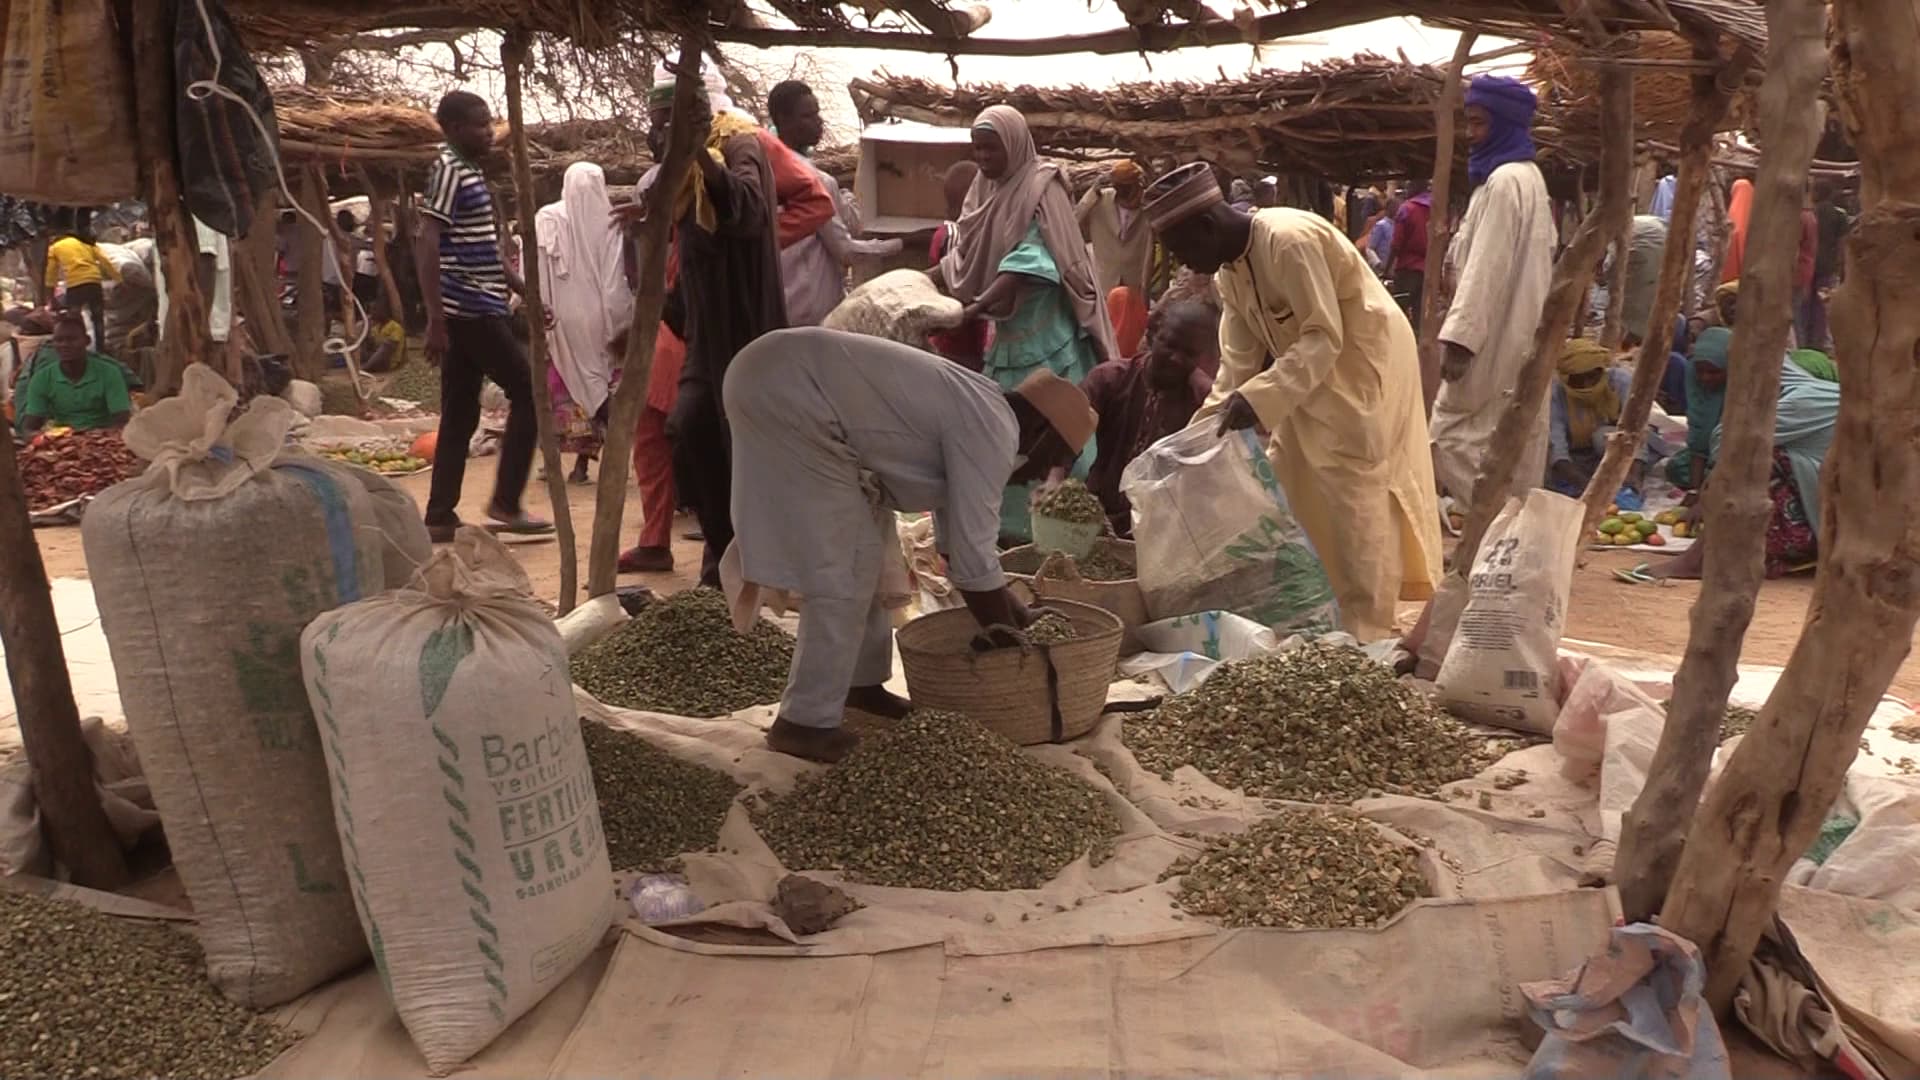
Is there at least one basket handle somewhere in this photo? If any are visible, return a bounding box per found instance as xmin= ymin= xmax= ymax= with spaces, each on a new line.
xmin=1034 ymin=550 xmax=1085 ymax=585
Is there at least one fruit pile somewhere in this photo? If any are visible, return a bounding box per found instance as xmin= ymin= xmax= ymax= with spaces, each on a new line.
xmin=322 ymin=447 xmax=429 ymax=475
xmin=1593 ymin=507 xmax=1697 ymax=547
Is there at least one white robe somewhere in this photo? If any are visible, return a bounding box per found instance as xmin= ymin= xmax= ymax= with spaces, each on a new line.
xmin=725 ymin=327 xmax=1018 ymax=727
xmin=535 ymin=163 xmax=631 ymax=419
xmin=1199 ymin=209 xmax=1442 ymax=642
xmin=1431 ymin=161 xmax=1556 ymax=503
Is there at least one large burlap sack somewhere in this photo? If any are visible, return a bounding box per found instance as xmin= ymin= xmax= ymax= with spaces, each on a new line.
xmin=822 ymin=269 xmax=964 ymax=348
xmin=81 ymin=364 xmax=383 ymax=1007
xmin=301 ymin=529 xmax=612 ymax=1073
xmin=1435 ymin=490 xmax=1584 ymax=734
xmin=0 ymin=0 xmax=138 ymax=204
xmin=343 ymin=464 xmax=433 ymax=587
xmin=1120 ymin=421 xmax=1340 ymax=633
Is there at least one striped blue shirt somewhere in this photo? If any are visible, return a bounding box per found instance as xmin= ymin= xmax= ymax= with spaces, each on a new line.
xmin=421 ymin=146 xmax=510 ymax=318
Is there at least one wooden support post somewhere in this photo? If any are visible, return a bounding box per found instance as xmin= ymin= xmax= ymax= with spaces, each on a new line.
xmin=1449 ymin=64 xmax=1634 ymax=573
xmin=132 ymin=0 xmax=211 ymax=398
xmin=1599 ymin=227 xmax=1630 ymax=348
xmin=0 ymin=435 xmax=128 ymax=888
xmin=357 ymin=170 xmax=406 ymax=323
xmin=1577 ymin=51 xmax=1753 ymax=541
xmin=501 ymin=33 xmax=579 ymax=616
xmin=235 ymin=192 xmax=295 ymax=359
xmin=1613 ymin=24 xmax=1816 ymax=925
xmin=1418 ymin=30 xmax=1477 ymax=416
xmin=586 ymin=34 xmax=707 ymax=598
xmin=294 ymin=170 xmax=329 ymax=382
xmin=1660 ymin=0 xmax=1920 ymax=1011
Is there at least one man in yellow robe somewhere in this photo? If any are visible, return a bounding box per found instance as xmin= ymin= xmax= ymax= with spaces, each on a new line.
xmin=1142 ymin=163 xmax=1441 ymax=640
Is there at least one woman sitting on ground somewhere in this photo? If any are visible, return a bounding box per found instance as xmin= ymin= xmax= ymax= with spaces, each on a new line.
xmin=1663 ymin=326 xmax=1730 ymax=492
xmin=1546 ymin=338 xmax=1667 ymax=509
xmin=1647 ymin=352 xmax=1838 ymax=580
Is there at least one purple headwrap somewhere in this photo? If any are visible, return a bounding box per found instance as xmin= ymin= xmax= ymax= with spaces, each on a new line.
xmin=1465 ymin=74 xmax=1538 ymax=185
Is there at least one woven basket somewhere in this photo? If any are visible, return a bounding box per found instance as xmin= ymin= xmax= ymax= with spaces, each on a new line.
xmin=1002 ymin=540 xmax=1148 ymax=653
xmin=896 ymin=598 xmax=1122 ymax=745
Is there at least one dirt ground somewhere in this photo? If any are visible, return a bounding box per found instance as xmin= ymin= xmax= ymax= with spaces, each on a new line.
xmin=32 ymin=455 xmax=1920 ymax=702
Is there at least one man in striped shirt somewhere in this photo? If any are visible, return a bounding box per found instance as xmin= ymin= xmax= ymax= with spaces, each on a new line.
xmin=415 ymin=89 xmax=552 ymax=543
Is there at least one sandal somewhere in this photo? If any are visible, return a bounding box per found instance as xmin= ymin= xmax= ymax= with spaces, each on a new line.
xmin=485 ymin=506 xmax=555 ymax=535
xmin=1613 ymin=563 xmax=1659 ymax=585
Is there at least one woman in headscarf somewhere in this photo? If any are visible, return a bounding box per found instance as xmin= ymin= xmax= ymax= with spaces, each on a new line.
xmin=940 ymin=104 xmax=1116 ymax=542
xmin=1720 ymin=178 xmax=1754 ymax=285
xmin=1546 ymin=337 xmax=1667 ymax=506
xmin=1664 ymin=326 xmax=1730 ymax=490
xmin=1647 ymin=353 xmax=1840 ymax=581
xmin=536 ymin=161 xmax=632 ymax=483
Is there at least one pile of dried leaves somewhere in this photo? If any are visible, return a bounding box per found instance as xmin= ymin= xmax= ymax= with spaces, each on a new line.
xmin=1124 ymin=643 xmax=1504 ymax=802
xmin=15 ymin=428 xmax=141 ymax=511
xmin=1168 ymin=808 xmax=1428 ymax=928
xmin=579 ymin=719 xmax=742 ymax=872
xmin=570 ymin=589 xmax=795 ymax=716
xmin=755 ymin=710 xmax=1120 ymax=891
xmin=1 ymin=890 xmax=293 ymax=1079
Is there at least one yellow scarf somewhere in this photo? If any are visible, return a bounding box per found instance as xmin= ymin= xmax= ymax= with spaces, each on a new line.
xmin=1558 ymin=338 xmax=1620 ymax=449
xmin=670 ymin=112 xmax=762 ymax=233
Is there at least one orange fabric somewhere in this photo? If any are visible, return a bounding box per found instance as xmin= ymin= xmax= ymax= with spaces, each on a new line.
xmin=632 ymin=405 xmax=676 ymax=550
xmin=1721 ymin=178 xmax=1753 ymax=284
xmin=1107 ymin=286 xmax=1149 ymax=357
xmin=757 ymin=130 xmax=836 ymax=250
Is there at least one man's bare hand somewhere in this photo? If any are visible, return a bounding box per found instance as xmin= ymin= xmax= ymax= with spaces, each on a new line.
xmin=424 ymin=318 xmax=449 ymax=368
xmin=1214 ymin=391 xmax=1260 ymax=436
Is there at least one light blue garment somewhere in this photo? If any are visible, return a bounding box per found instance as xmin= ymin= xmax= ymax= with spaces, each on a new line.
xmin=985 ymin=220 xmax=1101 ymax=542
xmin=1547 ymin=366 xmax=1668 ymax=475
xmin=1649 ymin=174 xmax=1677 ymax=222
xmin=1710 ymin=355 xmax=1840 ymax=529
xmin=1368 ymin=215 xmax=1394 ymax=268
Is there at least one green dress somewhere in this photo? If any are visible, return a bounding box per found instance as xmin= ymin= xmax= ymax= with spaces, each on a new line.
xmin=985 ymin=221 xmax=1101 ymax=543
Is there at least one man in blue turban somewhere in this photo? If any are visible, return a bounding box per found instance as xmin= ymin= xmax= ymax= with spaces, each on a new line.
xmin=1428 ymin=73 xmax=1555 ymax=507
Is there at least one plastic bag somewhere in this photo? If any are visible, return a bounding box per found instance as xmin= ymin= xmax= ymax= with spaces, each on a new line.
xmin=822 ymin=269 xmax=964 ymax=348
xmin=0 ymin=0 xmax=138 ymax=204
xmin=172 ymin=0 xmax=278 ymax=237
xmin=1522 ymin=923 xmax=1730 ymax=1080
xmin=1435 ymin=489 xmax=1584 ymax=734
xmin=1119 ymin=420 xmax=1338 ymax=634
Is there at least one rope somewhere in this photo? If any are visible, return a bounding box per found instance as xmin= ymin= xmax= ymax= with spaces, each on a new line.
xmin=186 ymin=0 xmax=372 ymax=396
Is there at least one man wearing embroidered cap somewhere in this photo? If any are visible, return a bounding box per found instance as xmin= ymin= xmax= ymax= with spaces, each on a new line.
xmin=1430 ymin=73 xmax=1555 ymax=507
xmin=1143 ymin=162 xmax=1442 ymax=641
xmin=723 ymin=326 xmax=1096 ymax=763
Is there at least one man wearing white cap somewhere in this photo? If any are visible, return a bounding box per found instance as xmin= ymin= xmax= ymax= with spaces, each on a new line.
xmin=724 ymin=325 xmax=1097 ymax=763
xmin=1142 ymin=163 xmax=1442 ymax=641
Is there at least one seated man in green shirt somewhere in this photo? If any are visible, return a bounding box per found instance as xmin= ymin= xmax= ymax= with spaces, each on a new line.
xmin=17 ymin=312 xmax=132 ymax=433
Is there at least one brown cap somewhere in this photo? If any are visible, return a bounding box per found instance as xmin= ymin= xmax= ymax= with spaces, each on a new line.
xmin=1014 ymin=368 xmax=1097 ymax=453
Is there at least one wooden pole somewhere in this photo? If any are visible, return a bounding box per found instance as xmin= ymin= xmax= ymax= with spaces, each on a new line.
xmin=1448 ymin=63 xmax=1635 ymax=574
xmin=1612 ymin=28 xmax=1816 ymax=926
xmin=1660 ymin=0 xmax=1919 ymax=1011
xmin=357 ymin=171 xmax=406 ymax=323
xmin=586 ymin=35 xmax=707 ymax=598
xmin=1418 ymin=30 xmax=1477 ymax=416
xmin=132 ymin=0 xmax=211 ymax=398
xmin=0 ymin=434 xmax=128 ymax=888
xmin=1577 ymin=50 xmax=1753 ymax=542
xmin=501 ymin=33 xmax=579 ymax=616
xmin=294 ymin=170 xmax=329 ymax=382
xmin=1599 ymin=227 xmax=1630 ymax=348
xmin=233 ymin=193 xmax=295 ymax=359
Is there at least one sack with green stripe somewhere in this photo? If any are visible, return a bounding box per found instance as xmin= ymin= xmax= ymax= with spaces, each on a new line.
xmin=84 ymin=363 xmax=422 ymax=1007
xmin=301 ymin=528 xmax=611 ymax=1073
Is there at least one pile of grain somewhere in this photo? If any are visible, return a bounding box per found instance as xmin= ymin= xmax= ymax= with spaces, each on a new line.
xmin=756 ymin=710 xmax=1120 ymax=891
xmin=0 ymin=890 xmax=293 ymax=1079
xmin=570 ymin=589 xmax=795 ymax=716
xmin=580 ymin=719 xmax=743 ymax=872
xmin=1168 ymin=808 xmax=1428 ymax=928
xmin=383 ymin=362 xmax=442 ymax=409
xmin=1124 ymin=643 xmax=1503 ymax=801
xmin=1022 ymin=609 xmax=1080 ymax=644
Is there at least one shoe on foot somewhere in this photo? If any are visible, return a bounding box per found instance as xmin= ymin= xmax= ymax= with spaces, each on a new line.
xmin=618 ymin=545 xmax=674 ymax=573
xmin=426 ymin=519 xmax=461 ymax=544
xmin=485 ymin=505 xmax=555 ymax=535
xmin=766 ymin=718 xmax=858 ymax=764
